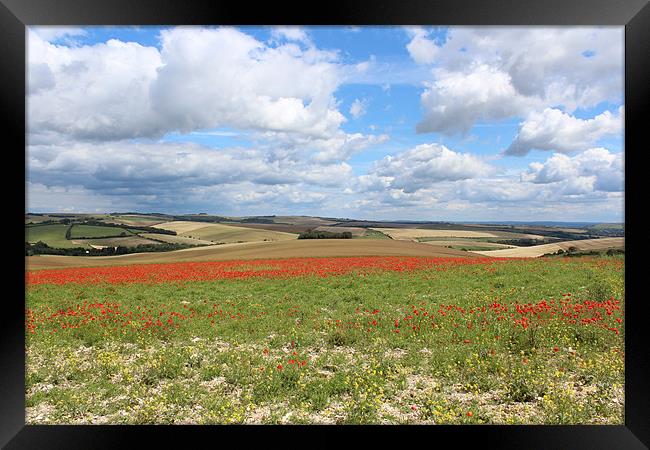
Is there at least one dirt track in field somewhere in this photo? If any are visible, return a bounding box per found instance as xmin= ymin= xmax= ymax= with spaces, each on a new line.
xmin=26 ymin=239 xmax=479 ymax=270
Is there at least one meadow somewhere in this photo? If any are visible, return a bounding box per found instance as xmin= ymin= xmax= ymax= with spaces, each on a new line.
xmin=25 ymin=254 xmax=624 ymax=425
xmin=26 ymin=224 xmax=80 ymax=249
xmin=69 ymin=224 xmax=131 ymax=239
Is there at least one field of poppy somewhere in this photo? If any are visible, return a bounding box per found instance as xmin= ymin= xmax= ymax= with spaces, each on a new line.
xmin=25 ymin=254 xmax=624 ymax=424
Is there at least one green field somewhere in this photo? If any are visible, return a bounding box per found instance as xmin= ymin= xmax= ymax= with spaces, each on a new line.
xmin=69 ymin=224 xmax=132 ymax=239
xmin=25 ymin=224 xmax=81 ymax=248
xmin=25 ymin=256 xmax=624 ymax=424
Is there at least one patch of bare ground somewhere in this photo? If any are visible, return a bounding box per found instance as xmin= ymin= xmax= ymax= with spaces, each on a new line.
xmin=26 ymin=403 xmax=56 ymax=424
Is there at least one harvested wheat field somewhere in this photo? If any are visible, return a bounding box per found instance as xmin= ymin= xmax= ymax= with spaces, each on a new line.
xmin=25 ymin=239 xmax=477 ymax=270
xmin=152 ymin=221 xmax=297 ymax=243
xmin=139 ymin=233 xmax=215 ymax=246
xmin=224 ymin=223 xmax=307 ymax=234
xmin=421 ymin=240 xmax=516 ymax=250
xmin=473 ymin=237 xmax=624 ymax=258
xmin=372 ymin=227 xmax=547 ymax=241
xmin=105 ymin=215 xmax=169 ymax=227
xmin=314 ymin=226 xmax=367 ymax=236
xmin=372 ymin=228 xmax=501 ymax=240
xmin=270 ymin=216 xmax=337 ymax=227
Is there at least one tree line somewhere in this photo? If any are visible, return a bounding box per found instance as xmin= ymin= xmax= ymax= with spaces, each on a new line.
xmin=297 ymin=230 xmax=352 ymax=239
xmin=25 ymin=241 xmax=198 ymax=256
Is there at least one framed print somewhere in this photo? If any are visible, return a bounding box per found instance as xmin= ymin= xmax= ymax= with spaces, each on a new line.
xmin=2 ymin=0 xmax=649 ymax=448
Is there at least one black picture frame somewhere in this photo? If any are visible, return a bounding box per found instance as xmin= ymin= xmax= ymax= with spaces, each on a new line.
xmin=2 ymin=0 xmax=648 ymax=448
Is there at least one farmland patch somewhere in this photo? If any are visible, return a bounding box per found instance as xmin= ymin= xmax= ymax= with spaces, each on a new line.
xmin=26 ymin=224 xmax=81 ymax=249
xmin=473 ymin=238 xmax=624 ymax=258
xmin=69 ymin=225 xmax=132 ymax=239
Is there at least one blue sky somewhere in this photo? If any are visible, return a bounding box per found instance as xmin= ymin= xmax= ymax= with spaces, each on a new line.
xmin=26 ymin=26 xmax=624 ymax=222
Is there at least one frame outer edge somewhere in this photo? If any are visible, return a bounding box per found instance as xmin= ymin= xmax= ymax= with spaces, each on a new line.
xmin=0 ymin=0 xmax=26 ymax=446
xmin=625 ymin=2 xmax=650 ymax=447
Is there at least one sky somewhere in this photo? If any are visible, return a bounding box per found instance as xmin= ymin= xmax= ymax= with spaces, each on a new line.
xmin=26 ymin=26 xmax=624 ymax=222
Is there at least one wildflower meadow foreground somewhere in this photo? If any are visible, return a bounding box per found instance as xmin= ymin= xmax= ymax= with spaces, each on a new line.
xmin=25 ymin=255 xmax=624 ymax=424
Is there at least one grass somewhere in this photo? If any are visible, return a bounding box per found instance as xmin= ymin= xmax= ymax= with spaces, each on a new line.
xmin=26 ymin=224 xmax=81 ymax=248
xmin=25 ymin=255 xmax=624 ymax=424
xmin=69 ymin=225 xmax=132 ymax=239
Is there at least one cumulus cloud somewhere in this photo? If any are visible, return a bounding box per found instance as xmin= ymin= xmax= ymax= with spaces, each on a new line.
xmin=521 ymin=148 xmax=623 ymax=192
xmin=351 ymin=143 xmax=623 ymax=215
xmin=349 ymin=98 xmax=369 ymax=119
xmin=311 ymin=133 xmax=389 ymax=164
xmin=368 ymin=143 xmax=494 ymax=193
xmin=28 ymin=27 xmax=345 ymax=141
xmin=405 ymin=27 xmax=439 ymax=65
xmin=417 ymin=65 xmax=537 ymax=135
xmin=151 ymin=27 xmax=343 ymax=137
xmin=407 ymin=27 xmax=623 ymax=135
xmin=506 ymin=107 xmax=623 ymax=155
xmin=28 ymin=32 xmax=164 ymax=141
xmin=270 ymin=26 xmax=312 ymax=45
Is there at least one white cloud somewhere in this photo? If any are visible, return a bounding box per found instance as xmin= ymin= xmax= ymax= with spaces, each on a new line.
xmin=28 ymin=26 xmax=345 ymax=141
xmin=349 ymin=98 xmax=369 ymax=119
xmin=417 ymin=65 xmax=537 ymax=135
xmin=521 ymin=148 xmax=623 ymax=192
xmin=311 ymin=133 xmax=389 ymax=164
xmin=350 ymin=143 xmax=623 ymax=217
xmin=368 ymin=143 xmax=494 ymax=193
xmin=28 ymin=31 xmax=164 ymax=141
xmin=506 ymin=107 xmax=623 ymax=155
xmin=270 ymin=26 xmax=312 ymax=45
xmin=453 ymin=178 xmax=540 ymax=203
xmin=405 ymin=27 xmax=439 ymax=65
xmin=407 ymin=27 xmax=623 ymax=135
